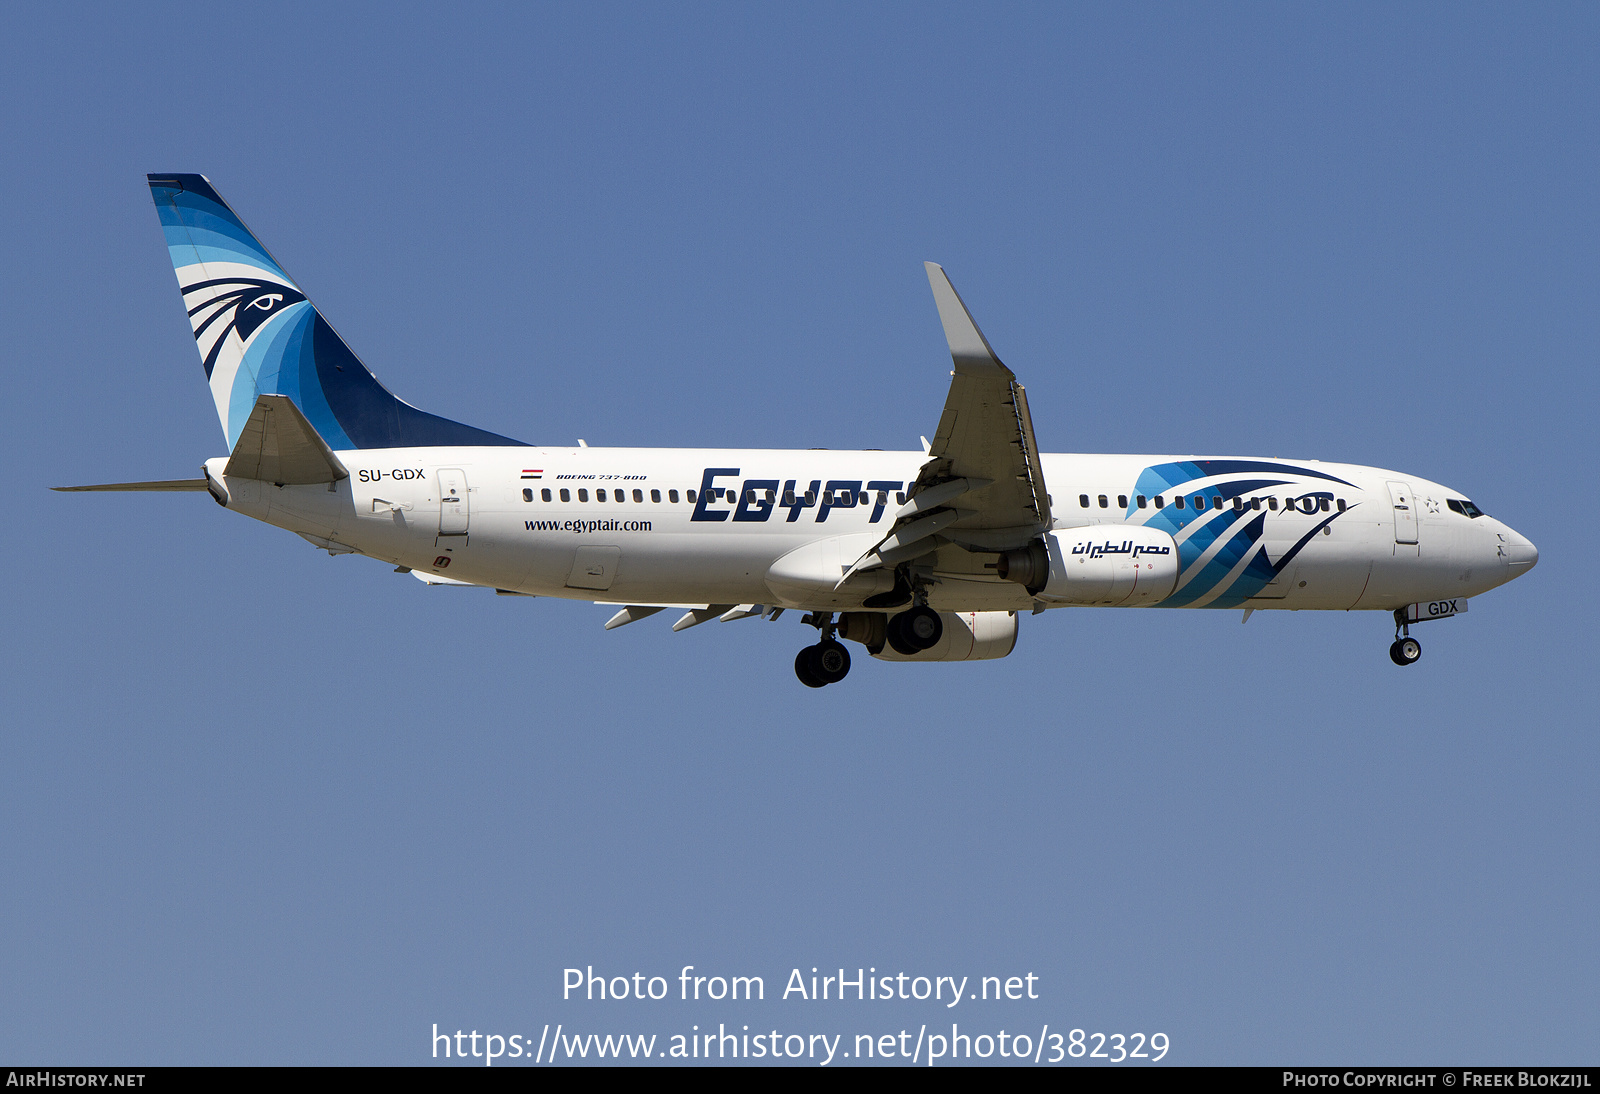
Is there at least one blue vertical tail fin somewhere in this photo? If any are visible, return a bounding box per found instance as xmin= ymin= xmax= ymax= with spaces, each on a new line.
xmin=147 ymin=174 xmax=526 ymax=451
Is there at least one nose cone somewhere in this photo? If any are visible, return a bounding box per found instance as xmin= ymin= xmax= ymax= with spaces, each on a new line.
xmin=1502 ymin=529 xmax=1538 ymax=571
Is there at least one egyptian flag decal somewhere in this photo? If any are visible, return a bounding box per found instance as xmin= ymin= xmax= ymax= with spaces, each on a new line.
xmin=521 ymin=469 xmax=543 ymax=479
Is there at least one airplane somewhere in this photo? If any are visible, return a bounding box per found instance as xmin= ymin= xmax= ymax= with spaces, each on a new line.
xmin=56 ymin=174 xmax=1539 ymax=687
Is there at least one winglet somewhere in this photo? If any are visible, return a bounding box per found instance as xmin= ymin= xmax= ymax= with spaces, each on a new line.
xmin=924 ymin=262 xmax=1012 ymax=378
xmin=225 ymin=393 xmax=349 ymax=484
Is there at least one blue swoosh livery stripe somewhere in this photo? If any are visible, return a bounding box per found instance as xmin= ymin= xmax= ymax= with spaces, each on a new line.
xmin=1123 ymin=460 xmax=1354 ymax=607
xmin=149 ymin=173 xmax=528 ymax=450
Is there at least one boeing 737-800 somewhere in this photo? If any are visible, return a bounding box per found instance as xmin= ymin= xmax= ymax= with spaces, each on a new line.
xmin=57 ymin=175 xmax=1538 ymax=686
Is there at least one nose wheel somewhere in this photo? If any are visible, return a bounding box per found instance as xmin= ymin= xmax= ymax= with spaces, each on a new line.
xmin=1389 ymin=609 xmax=1422 ymax=665
xmin=1389 ymin=636 xmax=1422 ymax=666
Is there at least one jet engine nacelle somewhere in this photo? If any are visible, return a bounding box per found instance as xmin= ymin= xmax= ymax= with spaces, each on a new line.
xmin=997 ymin=526 xmax=1180 ymax=606
xmin=837 ymin=610 xmax=1019 ymax=662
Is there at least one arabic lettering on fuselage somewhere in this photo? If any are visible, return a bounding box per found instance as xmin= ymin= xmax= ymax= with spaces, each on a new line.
xmin=1071 ymin=540 xmax=1172 ymax=560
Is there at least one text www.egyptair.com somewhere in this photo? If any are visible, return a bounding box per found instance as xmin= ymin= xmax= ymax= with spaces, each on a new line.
xmin=525 ymin=519 xmax=652 ymax=534
xmin=434 ymin=1023 xmax=1134 ymax=1065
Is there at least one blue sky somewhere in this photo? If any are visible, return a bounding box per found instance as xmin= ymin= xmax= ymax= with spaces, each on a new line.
xmin=2 ymin=3 xmax=1594 ymax=1065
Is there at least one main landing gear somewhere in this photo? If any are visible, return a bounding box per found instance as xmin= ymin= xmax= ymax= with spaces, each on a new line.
xmin=794 ymin=602 xmax=948 ymax=687
xmin=795 ymin=612 xmax=851 ymax=687
xmin=1389 ymin=609 xmax=1422 ymax=666
xmin=795 ymin=639 xmax=851 ymax=688
xmin=886 ymin=604 xmax=942 ymax=655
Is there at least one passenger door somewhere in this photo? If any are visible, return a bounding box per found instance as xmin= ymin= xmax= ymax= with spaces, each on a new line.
xmin=1387 ymin=481 xmax=1418 ymax=545
xmin=438 ymin=468 xmax=469 ymax=536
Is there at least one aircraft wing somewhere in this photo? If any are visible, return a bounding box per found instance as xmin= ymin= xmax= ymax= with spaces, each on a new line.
xmin=845 ymin=264 xmax=1051 ymax=578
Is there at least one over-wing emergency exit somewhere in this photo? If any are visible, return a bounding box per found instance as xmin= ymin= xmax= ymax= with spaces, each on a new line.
xmin=55 ymin=175 xmax=1539 ymax=686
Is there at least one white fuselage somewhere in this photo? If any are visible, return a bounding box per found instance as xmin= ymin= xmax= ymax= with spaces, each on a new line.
xmin=205 ymin=446 xmax=1536 ymax=616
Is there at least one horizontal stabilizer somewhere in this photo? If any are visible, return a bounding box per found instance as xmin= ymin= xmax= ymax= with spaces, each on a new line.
xmin=53 ymin=479 xmax=207 ymax=492
xmin=225 ymin=394 xmax=348 ymax=485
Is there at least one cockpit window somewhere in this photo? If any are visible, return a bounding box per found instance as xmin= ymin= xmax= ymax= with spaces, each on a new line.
xmin=1447 ymin=498 xmax=1485 ymax=518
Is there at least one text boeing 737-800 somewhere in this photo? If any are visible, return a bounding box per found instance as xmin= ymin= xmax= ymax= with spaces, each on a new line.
xmin=57 ymin=174 xmax=1538 ymax=686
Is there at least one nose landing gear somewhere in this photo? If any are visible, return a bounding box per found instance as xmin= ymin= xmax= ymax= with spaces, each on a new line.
xmin=795 ymin=613 xmax=852 ymax=687
xmin=1389 ymin=637 xmax=1422 ymax=665
xmin=1389 ymin=609 xmax=1422 ymax=666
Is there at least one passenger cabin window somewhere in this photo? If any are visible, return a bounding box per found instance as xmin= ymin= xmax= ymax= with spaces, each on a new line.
xmin=1174 ymin=496 xmax=1185 ymax=510
xmin=1136 ymin=495 xmax=1147 ymax=508
xmin=1212 ymin=496 xmax=1223 ymax=510
xmin=896 ymin=492 xmax=907 ymax=505
xmin=1319 ymin=497 xmax=1330 ymax=511
xmin=650 ymin=489 xmax=661 ymax=502
xmin=1251 ymin=497 xmax=1261 ymax=510
xmin=1155 ymin=496 xmax=1165 ymax=509
xmin=1267 ymin=497 xmax=1278 ymax=511
xmin=686 ymin=490 xmax=697 ymax=503
xmin=578 ymin=489 xmax=589 ymax=502
xmin=1097 ymin=494 xmax=1108 ymax=508
xmin=1194 ymin=495 xmax=1205 ymax=509
xmin=1079 ymin=494 xmax=1090 ymax=508
xmin=1118 ymin=495 xmax=1128 ymax=508
xmin=597 ymin=489 xmax=607 ymax=502
xmin=542 ymin=488 xmax=552 ymax=502
xmin=633 ymin=489 xmax=643 ymax=502
xmin=560 ymin=488 xmax=571 ymax=502
xmin=669 ymin=489 xmax=680 ymax=503
xmin=522 ymin=488 xmax=533 ymax=502
xmin=1337 ymin=499 xmax=1346 ymax=511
